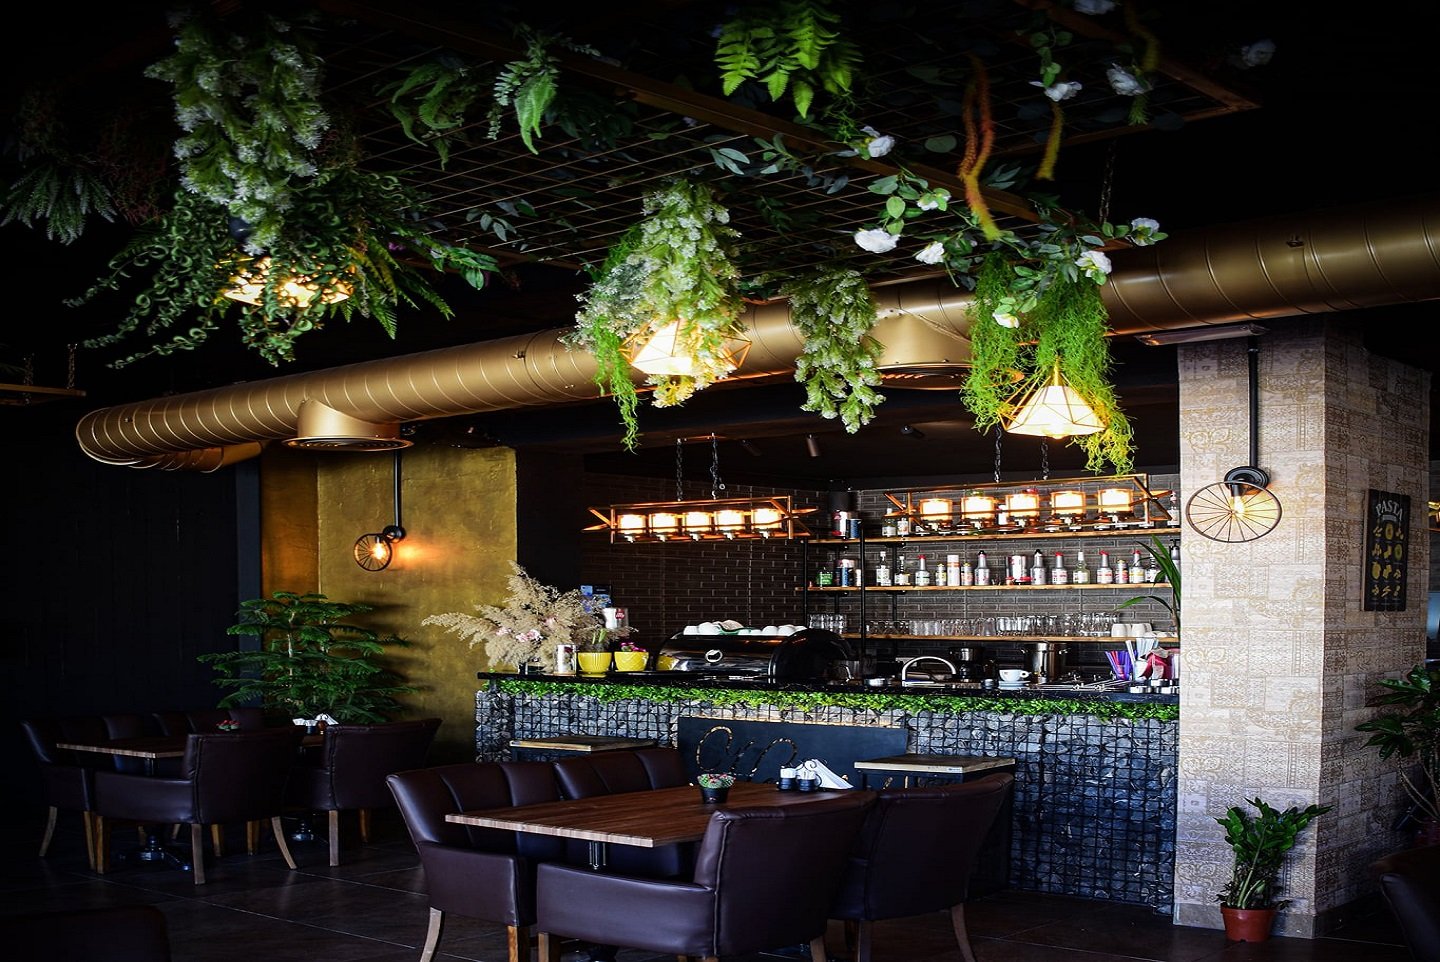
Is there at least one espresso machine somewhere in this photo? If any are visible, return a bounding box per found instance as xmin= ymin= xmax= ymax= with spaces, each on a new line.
xmin=947 ymin=646 xmax=997 ymax=682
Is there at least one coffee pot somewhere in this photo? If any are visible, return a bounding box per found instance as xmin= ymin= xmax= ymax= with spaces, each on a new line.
xmin=948 ymin=646 xmax=996 ymax=681
xmin=1027 ymin=642 xmax=1068 ymax=681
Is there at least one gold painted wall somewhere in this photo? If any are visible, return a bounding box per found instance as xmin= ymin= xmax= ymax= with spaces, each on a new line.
xmin=263 ymin=443 xmax=518 ymax=764
xmin=261 ymin=447 xmax=319 ymax=594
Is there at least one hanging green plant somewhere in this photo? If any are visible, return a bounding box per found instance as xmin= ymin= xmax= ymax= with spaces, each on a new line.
xmin=566 ymin=178 xmax=746 ymax=445
xmin=487 ymin=24 xmax=599 ymax=154
xmin=961 ymin=253 xmax=1023 ymax=433
xmin=71 ymin=164 xmax=499 ymax=367
xmin=714 ymin=0 xmax=861 ymax=119
xmin=144 ymin=8 xmax=331 ymax=255
xmin=781 ymin=265 xmax=885 ymax=432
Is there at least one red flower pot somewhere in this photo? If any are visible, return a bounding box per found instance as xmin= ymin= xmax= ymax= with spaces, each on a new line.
xmin=1221 ymin=907 xmax=1276 ymax=942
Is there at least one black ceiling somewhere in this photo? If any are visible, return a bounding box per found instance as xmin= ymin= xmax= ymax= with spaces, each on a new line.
xmin=3 ymin=1 xmax=1437 ymax=487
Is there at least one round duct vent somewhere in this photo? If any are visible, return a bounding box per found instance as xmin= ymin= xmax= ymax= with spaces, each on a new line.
xmin=283 ymin=399 xmax=413 ymax=452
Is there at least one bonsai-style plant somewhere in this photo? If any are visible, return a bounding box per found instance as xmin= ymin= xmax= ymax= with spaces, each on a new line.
xmin=198 ymin=591 xmax=416 ymax=724
xmin=1356 ymin=664 xmax=1440 ymax=834
xmin=422 ymin=562 xmax=598 ymax=673
xmin=1215 ymin=796 xmax=1330 ymax=941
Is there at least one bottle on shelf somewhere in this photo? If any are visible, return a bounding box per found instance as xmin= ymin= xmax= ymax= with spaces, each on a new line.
xmin=960 ymin=557 xmax=974 ymax=586
xmin=1051 ymin=551 xmax=1069 ymax=585
xmin=1097 ymin=551 xmax=1114 ymax=585
xmin=1029 ymin=548 xmax=1047 ymax=586
xmin=1072 ymin=550 xmax=1090 ymax=584
xmin=1129 ymin=548 xmax=1147 ymax=584
xmin=934 ymin=557 xmax=948 ymax=586
xmin=946 ymin=554 xmax=961 ymax=585
xmin=894 ymin=552 xmax=910 ymax=586
xmin=1115 ymin=558 xmax=1129 ymax=584
xmin=974 ymin=550 xmax=991 ymax=586
xmin=914 ymin=554 xmax=931 ymax=587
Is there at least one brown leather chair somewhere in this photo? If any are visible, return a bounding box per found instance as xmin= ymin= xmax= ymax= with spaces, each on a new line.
xmin=828 ymin=774 xmax=1015 ymax=962
xmin=18 ymin=713 xmax=155 ymax=867
xmin=534 ymin=793 xmax=874 ymax=962
xmin=288 ymin=717 xmax=441 ymax=865
xmin=1370 ymin=842 xmax=1440 ymax=962
xmin=387 ymin=761 xmax=568 ymax=962
xmin=551 ymin=747 xmax=692 ymax=877
xmin=0 ymin=904 xmax=171 ymax=961
xmin=93 ymin=726 xmax=304 ymax=884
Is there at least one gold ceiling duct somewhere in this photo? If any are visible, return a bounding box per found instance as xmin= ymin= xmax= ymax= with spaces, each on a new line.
xmin=284 ymin=399 xmax=411 ymax=452
xmin=74 ymin=194 xmax=1440 ymax=469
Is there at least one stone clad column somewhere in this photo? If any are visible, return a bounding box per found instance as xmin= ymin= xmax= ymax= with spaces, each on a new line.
xmin=1171 ymin=316 xmax=1430 ymax=936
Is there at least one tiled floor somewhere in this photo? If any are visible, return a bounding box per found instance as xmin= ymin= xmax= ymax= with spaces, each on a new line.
xmin=1 ymin=804 xmax=1412 ymax=962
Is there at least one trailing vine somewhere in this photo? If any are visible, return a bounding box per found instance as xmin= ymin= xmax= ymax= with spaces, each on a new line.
xmin=961 ymin=253 xmax=1022 ymax=434
xmin=780 ymin=265 xmax=885 ymax=432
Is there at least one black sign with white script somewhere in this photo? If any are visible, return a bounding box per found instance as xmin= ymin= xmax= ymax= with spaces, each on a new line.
xmin=1363 ymin=489 xmax=1410 ymax=611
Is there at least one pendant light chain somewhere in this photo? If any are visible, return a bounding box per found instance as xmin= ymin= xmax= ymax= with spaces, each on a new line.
xmin=992 ymin=426 xmax=1003 ymax=483
xmin=710 ymin=433 xmax=726 ymax=499
xmin=1040 ymin=438 xmax=1050 ymax=480
xmin=675 ymin=437 xmax=685 ymax=502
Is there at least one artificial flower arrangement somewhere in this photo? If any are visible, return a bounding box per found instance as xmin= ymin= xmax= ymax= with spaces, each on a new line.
xmin=216 ymin=718 xmax=241 ymax=732
xmin=696 ymin=773 xmax=736 ymax=789
xmin=618 ymin=639 xmax=645 ymax=653
xmin=423 ymin=562 xmax=598 ymax=673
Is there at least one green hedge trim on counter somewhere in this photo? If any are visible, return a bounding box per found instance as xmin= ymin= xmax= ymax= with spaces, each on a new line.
xmin=496 ymin=679 xmax=1178 ymax=721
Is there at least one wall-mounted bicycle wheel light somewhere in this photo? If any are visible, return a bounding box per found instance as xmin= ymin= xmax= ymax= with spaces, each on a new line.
xmin=1185 ymin=336 xmax=1283 ymax=542
xmin=354 ymin=451 xmax=407 ymax=570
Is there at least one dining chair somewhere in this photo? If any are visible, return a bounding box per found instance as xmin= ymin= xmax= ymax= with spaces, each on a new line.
xmin=287 ymin=716 xmax=441 ymax=865
xmin=150 ymin=707 xmax=266 ymax=736
xmin=19 ymin=715 xmax=106 ymax=868
xmin=92 ymin=726 xmax=305 ymax=884
xmin=551 ymin=747 xmax=692 ymax=877
xmin=827 ymin=774 xmax=1015 ymax=962
xmin=1369 ymin=842 xmax=1440 ymax=962
xmin=535 ymin=792 xmax=874 ymax=962
xmin=387 ymin=761 xmax=568 ymax=962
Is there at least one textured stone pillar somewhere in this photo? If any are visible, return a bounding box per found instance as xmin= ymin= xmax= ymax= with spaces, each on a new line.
xmin=1171 ymin=316 xmax=1430 ymax=936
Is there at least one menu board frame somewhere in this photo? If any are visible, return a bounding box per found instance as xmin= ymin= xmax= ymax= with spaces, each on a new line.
xmin=1363 ymin=488 xmax=1410 ymax=612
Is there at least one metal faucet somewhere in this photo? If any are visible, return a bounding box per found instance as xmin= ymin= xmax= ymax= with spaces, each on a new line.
xmin=898 ymin=655 xmax=958 ymax=683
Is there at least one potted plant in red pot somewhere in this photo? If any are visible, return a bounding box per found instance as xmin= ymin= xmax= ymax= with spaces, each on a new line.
xmin=1215 ymin=796 xmax=1330 ymax=942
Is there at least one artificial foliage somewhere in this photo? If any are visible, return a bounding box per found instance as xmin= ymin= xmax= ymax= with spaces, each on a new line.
xmin=144 ymin=9 xmax=331 ymax=256
xmin=1118 ymin=534 xmax=1182 ymax=635
xmin=714 ymin=0 xmax=861 ymax=120
xmin=567 ymin=178 xmax=746 ymax=437
xmin=487 ymin=24 xmax=599 ymax=154
xmin=423 ymin=562 xmax=600 ymax=673
xmin=1355 ymin=664 xmax=1440 ymax=825
xmin=198 ymin=591 xmax=416 ymax=724
xmin=496 ymin=678 xmax=1180 ymax=722
xmin=1215 ymin=797 xmax=1330 ymax=910
xmin=781 ymin=266 xmax=885 ymax=432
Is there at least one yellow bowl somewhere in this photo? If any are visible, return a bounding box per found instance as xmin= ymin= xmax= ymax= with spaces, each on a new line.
xmin=576 ymin=651 xmax=612 ymax=673
xmin=612 ymin=650 xmax=648 ymax=672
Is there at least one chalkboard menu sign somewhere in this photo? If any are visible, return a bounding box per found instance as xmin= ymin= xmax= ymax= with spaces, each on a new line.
xmin=1363 ymin=489 xmax=1410 ymax=611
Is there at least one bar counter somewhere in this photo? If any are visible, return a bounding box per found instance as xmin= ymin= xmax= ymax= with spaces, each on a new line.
xmin=474 ymin=670 xmax=1178 ymax=911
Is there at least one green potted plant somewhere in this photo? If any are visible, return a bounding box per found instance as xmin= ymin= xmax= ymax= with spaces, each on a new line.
xmin=1356 ymin=664 xmax=1440 ymax=843
xmin=1117 ymin=534 xmax=1181 ymax=638
xmin=1215 ymin=796 xmax=1330 ymax=942
xmin=198 ymin=591 xmax=416 ymax=725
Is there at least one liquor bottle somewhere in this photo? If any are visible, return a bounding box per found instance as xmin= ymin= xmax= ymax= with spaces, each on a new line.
xmin=1051 ymin=551 xmax=1069 ymax=585
xmin=1129 ymin=548 xmax=1146 ymax=584
xmin=1115 ymin=558 xmax=1129 ymax=584
xmin=974 ymin=550 xmax=991 ymax=586
xmin=914 ymin=554 xmax=931 ymax=587
xmin=1097 ymin=551 xmax=1114 ymax=584
xmin=934 ymin=558 xmax=948 ymax=586
xmin=1169 ymin=539 xmax=1181 ymax=572
xmin=894 ymin=552 xmax=909 ymax=586
xmin=1030 ymin=549 xmax=1047 ymax=586
xmin=1072 ymin=550 xmax=1090 ymax=584
xmin=946 ymin=554 xmax=962 ymax=585
xmin=960 ymin=558 xmax=975 ymax=586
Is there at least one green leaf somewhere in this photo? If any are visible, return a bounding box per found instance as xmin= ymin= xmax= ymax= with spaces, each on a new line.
xmin=924 ymin=134 xmax=959 ymax=153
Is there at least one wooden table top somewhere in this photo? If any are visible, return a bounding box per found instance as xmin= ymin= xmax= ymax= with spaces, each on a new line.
xmin=446 ymin=781 xmax=870 ymax=848
xmin=57 ymin=736 xmax=188 ymax=759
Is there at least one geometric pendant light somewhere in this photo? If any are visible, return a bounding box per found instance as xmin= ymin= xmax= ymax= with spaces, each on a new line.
xmin=1002 ymin=358 xmax=1104 ymax=439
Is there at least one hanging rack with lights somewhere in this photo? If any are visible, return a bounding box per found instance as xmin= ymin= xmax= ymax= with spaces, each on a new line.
xmin=586 ymin=436 xmax=812 ymax=544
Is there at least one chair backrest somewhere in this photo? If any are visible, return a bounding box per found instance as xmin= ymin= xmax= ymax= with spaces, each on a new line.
xmin=552 ymin=747 xmax=687 ymax=799
xmin=313 ymin=717 xmax=442 ymax=809
xmin=387 ymin=761 xmax=565 ymax=860
xmin=153 ymin=707 xmax=268 ymax=735
xmin=185 ymin=727 xmax=305 ymax=824
xmin=102 ymin=713 xmax=150 ymax=773
xmin=830 ymin=774 xmax=1015 ymax=922
xmin=694 ymin=793 xmax=874 ymax=956
xmin=1371 ymin=842 xmax=1440 ymax=961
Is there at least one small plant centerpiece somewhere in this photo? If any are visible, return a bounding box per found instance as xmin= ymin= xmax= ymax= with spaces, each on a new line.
xmin=1214 ymin=796 xmax=1330 ymax=942
xmin=198 ymin=591 xmax=416 ymax=725
xmin=696 ymin=772 xmax=736 ymax=803
xmin=422 ymin=563 xmax=597 ymax=673
xmin=1355 ymin=664 xmax=1440 ymax=842
xmin=612 ymin=638 xmax=649 ymax=673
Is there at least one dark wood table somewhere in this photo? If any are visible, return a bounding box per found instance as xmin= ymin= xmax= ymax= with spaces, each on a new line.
xmin=446 ymin=780 xmax=870 ymax=869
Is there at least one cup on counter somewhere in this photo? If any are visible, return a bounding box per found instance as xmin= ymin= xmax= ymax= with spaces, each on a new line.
xmin=998 ymin=669 xmax=1030 ymax=683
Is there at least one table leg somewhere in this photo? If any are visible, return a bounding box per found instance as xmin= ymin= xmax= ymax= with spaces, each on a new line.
xmin=586 ymin=840 xmax=608 ymax=871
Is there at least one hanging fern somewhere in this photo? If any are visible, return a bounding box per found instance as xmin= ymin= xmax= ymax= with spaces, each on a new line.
xmin=782 ymin=266 xmax=885 ymax=432
xmin=384 ymin=53 xmax=487 ymax=167
xmin=715 ymin=0 xmax=861 ymax=119
xmin=488 ymin=24 xmax=598 ymax=154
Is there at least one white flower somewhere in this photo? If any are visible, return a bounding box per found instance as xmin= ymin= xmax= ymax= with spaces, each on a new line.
xmin=1031 ymin=80 xmax=1082 ymax=102
xmin=860 ymin=125 xmax=895 ymax=158
xmin=854 ymin=228 xmax=901 ymax=253
xmin=915 ymin=241 xmax=945 ymax=265
xmin=993 ymin=311 xmax=1020 ymax=329
xmin=1073 ymin=0 xmax=1116 ymax=13
xmin=1239 ymin=39 xmax=1276 ymax=68
xmin=1106 ymin=64 xmax=1148 ymax=97
xmin=1075 ymin=249 xmax=1113 ymax=281
xmin=917 ymin=188 xmax=950 ymax=211
xmin=1129 ymin=217 xmax=1161 ymax=246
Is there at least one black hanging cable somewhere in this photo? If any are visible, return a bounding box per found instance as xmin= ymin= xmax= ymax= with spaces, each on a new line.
xmin=993 ymin=426 xmax=1003 ymax=483
xmin=709 ymin=433 xmax=725 ymax=499
xmin=1040 ymin=438 xmax=1050 ymax=481
xmin=675 ymin=437 xmax=684 ymax=502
